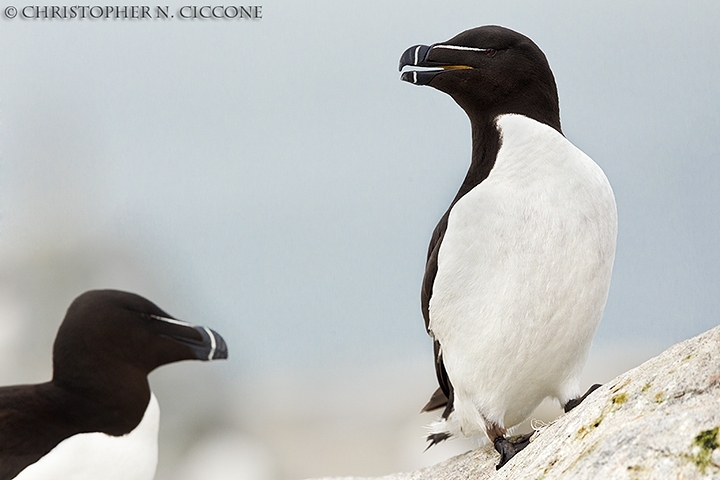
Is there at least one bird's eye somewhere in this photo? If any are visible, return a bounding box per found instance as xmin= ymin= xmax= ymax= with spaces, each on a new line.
xmin=484 ymin=49 xmax=497 ymax=58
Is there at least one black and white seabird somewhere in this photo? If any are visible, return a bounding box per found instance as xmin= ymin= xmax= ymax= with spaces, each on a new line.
xmin=399 ymin=26 xmax=617 ymax=468
xmin=0 ymin=289 xmax=228 ymax=480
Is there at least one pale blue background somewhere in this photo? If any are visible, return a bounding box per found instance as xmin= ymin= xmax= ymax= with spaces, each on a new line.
xmin=1 ymin=2 xmax=719 ymax=478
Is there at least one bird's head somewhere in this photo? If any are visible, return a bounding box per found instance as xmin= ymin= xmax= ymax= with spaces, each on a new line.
xmin=400 ymin=25 xmax=561 ymax=132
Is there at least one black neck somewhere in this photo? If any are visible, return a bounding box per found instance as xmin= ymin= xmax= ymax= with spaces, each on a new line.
xmin=449 ymin=117 xmax=503 ymax=206
xmin=52 ymin=362 xmax=151 ymax=436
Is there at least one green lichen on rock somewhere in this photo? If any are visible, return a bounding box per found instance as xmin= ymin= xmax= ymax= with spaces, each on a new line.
xmin=691 ymin=427 xmax=719 ymax=473
xmin=641 ymin=383 xmax=651 ymax=393
xmin=577 ymin=393 xmax=628 ymax=439
xmin=577 ymin=410 xmax=610 ymax=439
xmin=626 ymin=464 xmax=645 ymax=480
xmin=576 ymin=415 xmax=604 ymax=440
xmin=654 ymin=392 xmax=665 ymax=404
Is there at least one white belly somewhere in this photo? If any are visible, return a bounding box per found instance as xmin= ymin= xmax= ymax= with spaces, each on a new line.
xmin=429 ymin=114 xmax=617 ymax=436
xmin=15 ymin=393 xmax=160 ymax=480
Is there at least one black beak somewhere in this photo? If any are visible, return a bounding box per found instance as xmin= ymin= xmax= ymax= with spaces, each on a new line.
xmin=399 ymin=44 xmax=443 ymax=85
xmin=152 ymin=315 xmax=229 ymax=361
xmin=184 ymin=325 xmax=229 ymax=361
xmin=399 ymin=44 xmax=432 ymax=71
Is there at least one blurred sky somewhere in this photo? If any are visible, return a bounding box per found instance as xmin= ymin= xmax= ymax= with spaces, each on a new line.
xmin=1 ymin=0 xmax=720 ymax=382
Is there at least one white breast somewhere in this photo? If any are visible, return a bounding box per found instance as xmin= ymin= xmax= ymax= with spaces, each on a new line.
xmin=429 ymin=114 xmax=617 ymax=436
xmin=15 ymin=393 xmax=160 ymax=480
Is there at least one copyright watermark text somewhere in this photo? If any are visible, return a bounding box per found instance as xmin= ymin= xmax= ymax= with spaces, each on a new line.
xmin=3 ymin=4 xmax=262 ymax=20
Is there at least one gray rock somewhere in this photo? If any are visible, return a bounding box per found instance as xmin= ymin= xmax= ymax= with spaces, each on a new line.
xmin=308 ymin=325 xmax=720 ymax=480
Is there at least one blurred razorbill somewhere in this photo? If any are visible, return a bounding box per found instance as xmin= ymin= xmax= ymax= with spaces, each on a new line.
xmin=0 ymin=290 xmax=228 ymax=480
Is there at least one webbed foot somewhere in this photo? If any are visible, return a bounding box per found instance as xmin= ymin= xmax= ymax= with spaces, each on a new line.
xmin=564 ymin=383 xmax=602 ymax=413
xmin=493 ymin=432 xmax=533 ymax=469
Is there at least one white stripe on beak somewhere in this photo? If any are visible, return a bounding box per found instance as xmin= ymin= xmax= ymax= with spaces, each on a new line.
xmin=203 ymin=327 xmax=217 ymax=360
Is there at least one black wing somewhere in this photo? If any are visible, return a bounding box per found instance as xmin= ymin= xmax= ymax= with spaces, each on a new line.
xmin=0 ymin=382 xmax=135 ymax=480
xmin=0 ymin=384 xmax=63 ymax=480
xmin=420 ymin=210 xmax=455 ymax=415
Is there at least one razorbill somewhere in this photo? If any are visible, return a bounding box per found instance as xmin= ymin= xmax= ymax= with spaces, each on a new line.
xmin=0 ymin=289 xmax=228 ymax=480
xmin=399 ymin=26 xmax=617 ymax=468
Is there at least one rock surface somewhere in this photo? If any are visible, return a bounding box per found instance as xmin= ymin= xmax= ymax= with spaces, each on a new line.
xmin=308 ymin=325 xmax=720 ymax=480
